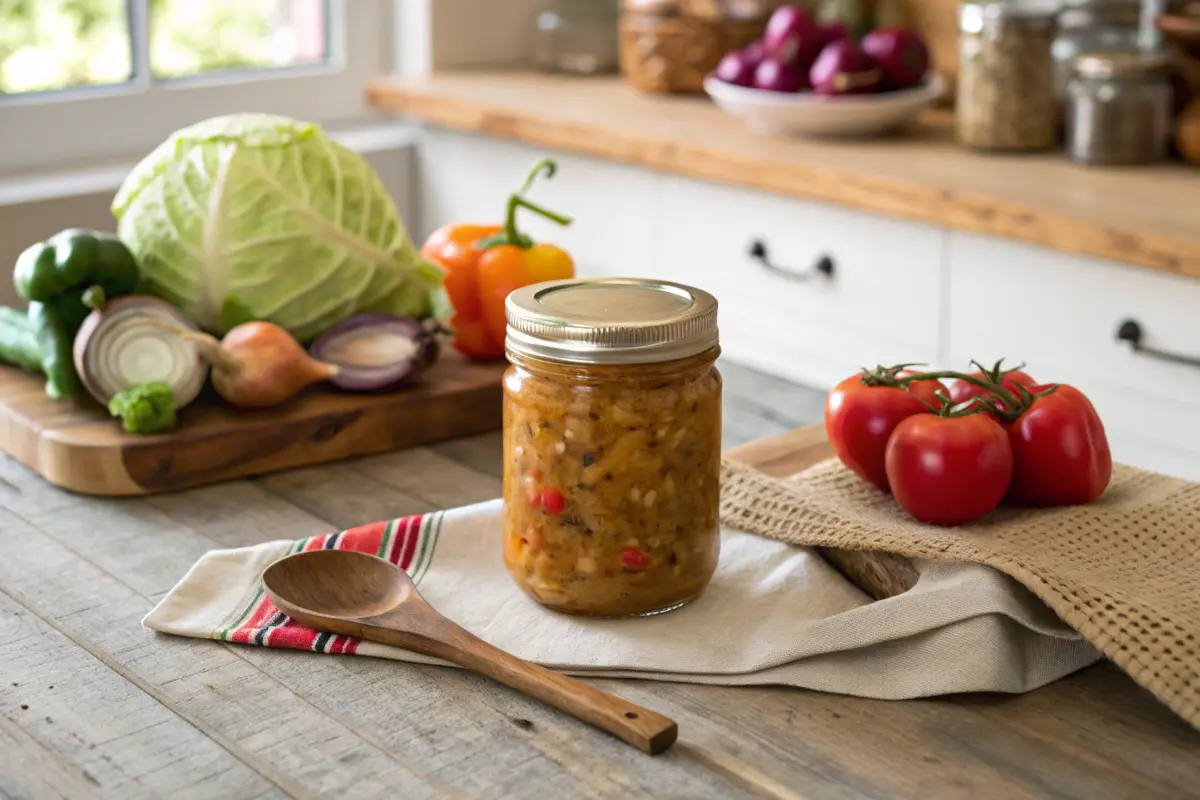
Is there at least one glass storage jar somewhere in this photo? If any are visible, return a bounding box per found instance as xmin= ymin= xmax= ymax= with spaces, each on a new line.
xmin=1065 ymin=50 xmax=1174 ymax=165
xmin=502 ymin=278 xmax=722 ymax=618
xmin=1051 ymin=0 xmax=1142 ymax=97
xmin=534 ymin=0 xmax=620 ymax=75
xmin=956 ymin=0 xmax=1061 ymax=152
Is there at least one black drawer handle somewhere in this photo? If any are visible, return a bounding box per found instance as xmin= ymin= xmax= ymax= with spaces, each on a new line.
xmin=748 ymin=239 xmax=835 ymax=282
xmin=1116 ymin=319 xmax=1200 ymax=367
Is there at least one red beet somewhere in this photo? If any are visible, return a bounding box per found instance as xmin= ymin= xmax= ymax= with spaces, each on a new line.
xmin=753 ymin=56 xmax=808 ymax=93
xmin=715 ymin=50 xmax=757 ymax=87
xmin=861 ymin=26 xmax=930 ymax=90
xmin=762 ymin=5 xmax=822 ymax=66
xmin=809 ymin=39 xmax=883 ymax=96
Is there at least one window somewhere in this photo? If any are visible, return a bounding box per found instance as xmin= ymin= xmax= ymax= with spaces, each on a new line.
xmin=0 ymin=0 xmax=392 ymax=176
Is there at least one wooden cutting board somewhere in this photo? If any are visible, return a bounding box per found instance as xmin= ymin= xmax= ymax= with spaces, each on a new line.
xmin=0 ymin=351 xmax=505 ymax=497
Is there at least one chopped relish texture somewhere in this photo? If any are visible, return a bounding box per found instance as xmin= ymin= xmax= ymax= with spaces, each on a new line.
xmin=502 ymin=353 xmax=722 ymax=617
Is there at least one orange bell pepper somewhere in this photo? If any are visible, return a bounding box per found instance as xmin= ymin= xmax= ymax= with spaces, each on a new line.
xmin=421 ymin=159 xmax=575 ymax=361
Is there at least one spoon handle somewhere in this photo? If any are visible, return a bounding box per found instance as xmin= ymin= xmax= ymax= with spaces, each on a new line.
xmin=366 ymin=612 xmax=678 ymax=754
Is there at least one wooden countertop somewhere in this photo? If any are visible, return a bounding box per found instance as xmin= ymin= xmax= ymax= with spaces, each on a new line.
xmin=366 ymin=71 xmax=1200 ymax=280
xmin=6 ymin=423 xmax=1199 ymax=798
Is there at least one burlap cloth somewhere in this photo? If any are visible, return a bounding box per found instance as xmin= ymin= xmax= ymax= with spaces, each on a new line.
xmin=720 ymin=456 xmax=1200 ymax=730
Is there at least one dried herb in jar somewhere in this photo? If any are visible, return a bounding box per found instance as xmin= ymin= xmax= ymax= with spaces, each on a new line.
xmin=1065 ymin=50 xmax=1174 ymax=166
xmin=956 ymin=0 xmax=1060 ymax=152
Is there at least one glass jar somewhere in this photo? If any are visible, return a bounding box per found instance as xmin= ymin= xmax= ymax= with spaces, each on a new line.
xmin=1052 ymin=1 xmax=1142 ymax=97
xmin=502 ymin=278 xmax=722 ymax=618
xmin=1065 ymin=50 xmax=1174 ymax=165
xmin=956 ymin=0 xmax=1061 ymax=152
xmin=534 ymin=0 xmax=620 ymax=75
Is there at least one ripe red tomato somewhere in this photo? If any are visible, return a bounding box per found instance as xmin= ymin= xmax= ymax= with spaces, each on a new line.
xmin=1006 ymin=384 xmax=1112 ymax=507
xmin=947 ymin=369 xmax=1037 ymax=419
xmin=885 ymin=413 xmax=1014 ymax=526
xmin=825 ymin=370 xmax=946 ymax=493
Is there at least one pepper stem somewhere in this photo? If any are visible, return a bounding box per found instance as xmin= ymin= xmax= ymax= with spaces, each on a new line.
xmin=478 ymin=158 xmax=574 ymax=251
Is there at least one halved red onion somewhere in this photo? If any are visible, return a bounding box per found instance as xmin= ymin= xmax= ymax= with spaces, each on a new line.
xmin=73 ymin=295 xmax=210 ymax=410
xmin=308 ymin=314 xmax=440 ymax=392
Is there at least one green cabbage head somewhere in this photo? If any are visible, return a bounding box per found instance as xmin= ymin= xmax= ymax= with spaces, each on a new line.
xmin=112 ymin=113 xmax=442 ymax=341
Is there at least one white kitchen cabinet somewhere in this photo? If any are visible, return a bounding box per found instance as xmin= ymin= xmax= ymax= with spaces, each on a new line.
xmin=947 ymin=232 xmax=1200 ymax=478
xmin=415 ymin=129 xmax=659 ymax=280
xmin=658 ymin=175 xmax=945 ymax=389
xmin=414 ymin=124 xmax=1200 ymax=478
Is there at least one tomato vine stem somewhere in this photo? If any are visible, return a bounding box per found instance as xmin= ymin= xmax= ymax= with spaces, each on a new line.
xmin=860 ymin=359 xmax=1060 ymax=422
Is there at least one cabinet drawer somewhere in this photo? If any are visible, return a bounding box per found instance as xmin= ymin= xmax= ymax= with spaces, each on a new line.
xmin=416 ymin=128 xmax=657 ymax=279
xmin=948 ymin=233 xmax=1200 ymax=474
xmin=659 ymin=176 xmax=945 ymax=389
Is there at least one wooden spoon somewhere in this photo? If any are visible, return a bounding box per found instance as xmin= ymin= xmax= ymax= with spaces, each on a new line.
xmin=261 ymin=549 xmax=679 ymax=754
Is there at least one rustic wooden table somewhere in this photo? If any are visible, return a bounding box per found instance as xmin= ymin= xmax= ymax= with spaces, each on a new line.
xmin=4 ymin=424 xmax=1199 ymax=799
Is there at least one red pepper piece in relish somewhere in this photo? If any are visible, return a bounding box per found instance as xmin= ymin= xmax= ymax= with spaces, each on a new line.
xmin=622 ymin=548 xmax=650 ymax=570
xmin=541 ymin=487 xmax=566 ymax=515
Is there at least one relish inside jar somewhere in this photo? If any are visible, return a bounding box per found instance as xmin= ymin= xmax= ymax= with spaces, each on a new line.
xmin=502 ymin=278 xmax=722 ymax=617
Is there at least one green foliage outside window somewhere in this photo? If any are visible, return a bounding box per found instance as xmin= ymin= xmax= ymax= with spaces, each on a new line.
xmin=0 ymin=0 xmax=325 ymax=96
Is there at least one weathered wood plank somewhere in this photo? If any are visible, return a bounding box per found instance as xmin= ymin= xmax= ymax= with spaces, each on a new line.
xmin=0 ymin=454 xmax=750 ymax=799
xmin=4 ymin=392 xmax=1199 ymax=800
xmin=430 ymin=431 xmax=504 ymax=480
xmin=1 ymin=590 xmax=284 ymax=800
xmin=718 ymin=358 xmax=826 ymax=431
xmin=256 ymin=462 xmax=438 ymax=530
xmin=602 ymin=675 xmax=1200 ymax=800
xmin=0 ymin=471 xmax=447 ymax=799
xmin=353 ymin=446 xmax=503 ymax=508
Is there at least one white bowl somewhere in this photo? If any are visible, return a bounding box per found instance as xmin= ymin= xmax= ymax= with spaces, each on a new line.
xmin=703 ymin=73 xmax=946 ymax=139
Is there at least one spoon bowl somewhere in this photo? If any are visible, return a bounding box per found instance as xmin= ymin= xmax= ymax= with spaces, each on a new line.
xmin=261 ymin=549 xmax=678 ymax=755
xmin=264 ymin=549 xmax=412 ymax=619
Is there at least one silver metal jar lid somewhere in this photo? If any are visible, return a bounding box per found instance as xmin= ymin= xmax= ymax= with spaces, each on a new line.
xmin=960 ymin=0 xmax=1061 ymax=35
xmin=505 ymin=277 xmax=719 ymax=365
xmin=1073 ymin=49 xmax=1174 ymax=79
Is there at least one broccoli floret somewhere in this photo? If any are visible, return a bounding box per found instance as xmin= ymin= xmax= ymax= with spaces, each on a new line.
xmin=107 ymin=381 xmax=177 ymax=434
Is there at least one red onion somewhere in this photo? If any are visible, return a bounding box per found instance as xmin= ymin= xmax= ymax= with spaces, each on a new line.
xmin=762 ymin=5 xmax=821 ymax=66
xmin=861 ymin=26 xmax=930 ymax=90
xmin=715 ymin=50 xmax=757 ymax=87
xmin=816 ymin=21 xmax=849 ymax=51
xmin=308 ymin=314 xmax=440 ymax=392
xmin=810 ymin=40 xmax=883 ymax=96
xmin=754 ymin=56 xmax=809 ymax=93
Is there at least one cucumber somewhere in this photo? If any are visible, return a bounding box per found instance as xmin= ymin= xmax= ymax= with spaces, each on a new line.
xmin=0 ymin=306 xmax=44 ymax=374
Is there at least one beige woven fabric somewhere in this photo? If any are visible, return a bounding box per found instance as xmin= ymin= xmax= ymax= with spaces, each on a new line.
xmin=719 ymin=457 xmax=1200 ymax=730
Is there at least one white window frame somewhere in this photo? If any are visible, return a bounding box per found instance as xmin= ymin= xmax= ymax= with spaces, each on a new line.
xmin=0 ymin=0 xmax=394 ymax=177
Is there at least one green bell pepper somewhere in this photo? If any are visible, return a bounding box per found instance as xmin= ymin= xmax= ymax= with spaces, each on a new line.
xmin=12 ymin=229 xmax=141 ymax=399
xmin=14 ymin=228 xmax=140 ymax=304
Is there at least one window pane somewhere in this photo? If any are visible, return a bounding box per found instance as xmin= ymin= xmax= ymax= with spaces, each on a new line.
xmin=150 ymin=0 xmax=329 ymax=80
xmin=0 ymin=0 xmax=132 ymax=96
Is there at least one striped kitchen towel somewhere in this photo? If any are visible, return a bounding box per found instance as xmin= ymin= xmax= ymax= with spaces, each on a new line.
xmin=144 ymin=498 xmax=1101 ymax=699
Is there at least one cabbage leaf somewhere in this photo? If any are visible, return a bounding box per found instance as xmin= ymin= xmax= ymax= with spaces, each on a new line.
xmin=112 ymin=113 xmax=442 ymax=341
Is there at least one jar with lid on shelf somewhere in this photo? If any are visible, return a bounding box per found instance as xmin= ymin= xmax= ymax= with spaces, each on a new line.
xmin=502 ymin=278 xmax=722 ymax=618
xmin=1052 ymin=0 xmax=1142 ymax=97
xmin=534 ymin=0 xmax=620 ymax=75
xmin=956 ymin=0 xmax=1061 ymax=152
xmin=1065 ymin=50 xmax=1175 ymax=165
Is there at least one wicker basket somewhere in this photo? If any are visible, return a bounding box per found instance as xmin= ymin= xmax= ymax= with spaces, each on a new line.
xmin=620 ymin=0 xmax=768 ymax=94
